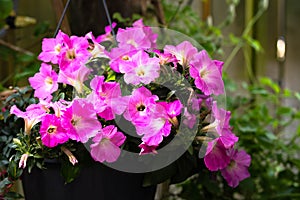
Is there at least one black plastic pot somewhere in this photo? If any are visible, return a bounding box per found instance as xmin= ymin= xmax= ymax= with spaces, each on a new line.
xmin=21 ymin=162 xmax=156 ymax=200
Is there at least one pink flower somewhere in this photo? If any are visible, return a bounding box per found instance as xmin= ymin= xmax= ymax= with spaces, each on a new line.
xmin=139 ymin=142 xmax=158 ymax=155
xmin=161 ymin=100 xmax=182 ymax=118
xmin=189 ymin=50 xmax=224 ymax=95
xmin=40 ymin=114 xmax=69 ymax=147
xmin=136 ymin=101 xmax=182 ymax=151
xmin=61 ymin=98 xmax=101 ymax=143
xmin=210 ymin=101 xmax=238 ymax=149
xmin=108 ymin=47 xmax=137 ymax=73
xmin=10 ymin=104 xmax=47 ymax=134
xmin=204 ymin=139 xmax=231 ymax=171
xmin=58 ymin=33 xmax=91 ymax=72
xmin=117 ymin=28 xmax=149 ymax=49
xmin=19 ymin=153 xmax=29 ymax=169
xmin=221 ymin=149 xmax=251 ymax=188
xmin=164 ymin=41 xmax=197 ymax=68
xmin=28 ymin=63 xmax=58 ymax=100
xmin=137 ymin=105 xmax=171 ymax=146
xmin=57 ymin=65 xmax=91 ymax=94
xmin=123 ymin=86 xmax=158 ymax=127
xmin=90 ymin=125 xmax=126 ymax=163
xmin=116 ymin=20 xmax=157 ymax=50
xmin=96 ymin=22 xmax=117 ymax=43
xmin=153 ymin=49 xmax=178 ymax=66
xmin=85 ymin=32 xmax=108 ymax=59
xmin=202 ymin=102 xmax=239 ymax=171
xmin=132 ymin=19 xmax=157 ymax=48
xmin=120 ymin=50 xmax=160 ymax=85
xmin=88 ymin=75 xmax=128 ymax=120
xmin=183 ymin=107 xmax=196 ymax=129
xmin=38 ymin=30 xmax=65 ymax=64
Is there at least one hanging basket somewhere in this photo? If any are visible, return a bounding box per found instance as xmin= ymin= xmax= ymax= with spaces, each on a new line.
xmin=21 ymin=161 xmax=156 ymax=200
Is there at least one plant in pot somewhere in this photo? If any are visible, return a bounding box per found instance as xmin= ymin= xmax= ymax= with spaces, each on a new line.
xmin=0 ymin=18 xmax=251 ymax=200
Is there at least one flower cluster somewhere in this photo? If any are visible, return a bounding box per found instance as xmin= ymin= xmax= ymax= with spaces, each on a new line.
xmin=10 ymin=19 xmax=250 ymax=188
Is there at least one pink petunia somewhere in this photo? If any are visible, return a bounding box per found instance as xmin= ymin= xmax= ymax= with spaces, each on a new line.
xmin=39 ymin=114 xmax=69 ymax=147
xmin=123 ymin=86 xmax=158 ymax=127
xmin=136 ymin=100 xmax=182 ymax=151
xmin=210 ymin=101 xmax=238 ymax=149
xmin=28 ymin=63 xmax=58 ymax=100
xmin=61 ymin=98 xmax=102 ymax=143
xmin=88 ymin=75 xmax=128 ymax=120
xmin=189 ymin=50 xmax=224 ymax=96
xmin=58 ymin=33 xmax=91 ymax=72
xmin=137 ymin=105 xmax=171 ymax=146
xmin=38 ymin=30 xmax=65 ymax=64
xmin=116 ymin=19 xmax=157 ymax=50
xmin=10 ymin=104 xmax=47 ymax=134
xmin=90 ymin=125 xmax=126 ymax=163
xmin=153 ymin=49 xmax=178 ymax=66
xmin=139 ymin=142 xmax=158 ymax=155
xmin=132 ymin=19 xmax=157 ymax=48
xmin=164 ymin=41 xmax=198 ymax=69
xmin=85 ymin=32 xmax=108 ymax=59
xmin=96 ymin=22 xmax=117 ymax=43
xmin=204 ymin=139 xmax=231 ymax=171
xmin=108 ymin=47 xmax=137 ymax=73
xmin=119 ymin=50 xmax=160 ymax=85
xmin=183 ymin=107 xmax=196 ymax=129
xmin=221 ymin=149 xmax=251 ymax=188
xmin=57 ymin=65 xmax=91 ymax=94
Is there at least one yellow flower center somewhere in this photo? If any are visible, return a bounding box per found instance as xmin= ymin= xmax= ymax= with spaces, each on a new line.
xmin=66 ymin=49 xmax=76 ymax=60
xmin=47 ymin=125 xmax=57 ymax=134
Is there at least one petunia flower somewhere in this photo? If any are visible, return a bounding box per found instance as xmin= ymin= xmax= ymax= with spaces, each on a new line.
xmin=202 ymin=101 xmax=238 ymax=149
xmin=90 ymin=125 xmax=126 ymax=163
xmin=132 ymin=19 xmax=157 ymax=48
xmin=88 ymin=75 xmax=128 ymax=120
xmin=38 ymin=30 xmax=65 ymax=64
xmin=39 ymin=114 xmax=69 ymax=147
xmin=61 ymin=98 xmax=101 ymax=143
xmin=138 ymin=142 xmax=158 ymax=155
xmin=18 ymin=153 xmax=29 ymax=169
xmin=136 ymin=100 xmax=182 ymax=151
xmin=221 ymin=149 xmax=251 ymax=188
xmin=183 ymin=107 xmax=196 ymax=129
xmin=123 ymin=86 xmax=158 ymax=127
xmin=96 ymin=22 xmax=117 ymax=43
xmin=85 ymin=32 xmax=108 ymax=59
xmin=204 ymin=139 xmax=231 ymax=171
xmin=10 ymin=104 xmax=47 ymax=134
xmin=153 ymin=49 xmax=178 ymax=66
xmin=116 ymin=27 xmax=152 ymax=50
xmin=120 ymin=50 xmax=160 ymax=85
xmin=164 ymin=41 xmax=198 ymax=69
xmin=28 ymin=63 xmax=58 ymax=100
xmin=108 ymin=47 xmax=137 ymax=73
xmin=57 ymin=65 xmax=91 ymax=94
xmin=189 ymin=50 xmax=224 ymax=96
xmin=58 ymin=33 xmax=91 ymax=72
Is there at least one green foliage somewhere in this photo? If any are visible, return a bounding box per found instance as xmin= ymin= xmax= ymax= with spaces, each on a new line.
xmin=0 ymin=0 xmax=13 ymax=20
xmin=227 ymin=77 xmax=300 ymax=199
xmin=167 ymin=77 xmax=300 ymax=200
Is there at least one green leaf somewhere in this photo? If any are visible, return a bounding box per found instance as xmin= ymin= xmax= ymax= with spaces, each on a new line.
xmin=7 ymin=160 xmax=23 ymax=180
xmin=260 ymin=77 xmax=280 ymax=94
xmin=244 ymin=35 xmax=263 ymax=52
xmin=229 ymin=33 xmax=240 ymax=45
xmin=277 ymin=106 xmax=293 ymax=116
xmin=3 ymin=191 xmax=24 ymax=199
xmin=295 ymin=92 xmax=300 ymax=101
xmin=0 ymin=0 xmax=13 ymax=19
xmin=60 ymin=160 xmax=80 ymax=184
